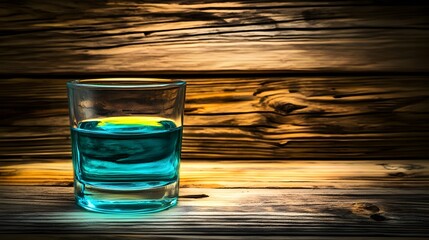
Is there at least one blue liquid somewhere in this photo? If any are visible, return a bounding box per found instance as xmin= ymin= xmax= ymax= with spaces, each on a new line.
xmin=71 ymin=116 xmax=182 ymax=213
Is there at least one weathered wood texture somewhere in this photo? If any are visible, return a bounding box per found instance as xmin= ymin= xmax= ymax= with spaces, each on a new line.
xmin=1 ymin=160 xmax=428 ymax=237
xmin=1 ymin=1 xmax=429 ymax=239
xmin=1 ymin=1 xmax=429 ymax=74
xmin=0 ymin=237 xmax=427 ymax=240
xmin=1 ymin=76 xmax=428 ymax=160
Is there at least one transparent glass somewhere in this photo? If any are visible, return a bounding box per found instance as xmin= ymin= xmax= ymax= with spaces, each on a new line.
xmin=67 ymin=78 xmax=186 ymax=213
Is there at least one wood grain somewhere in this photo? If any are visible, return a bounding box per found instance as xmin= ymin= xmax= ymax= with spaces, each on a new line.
xmin=0 ymin=160 xmax=428 ymax=237
xmin=0 ymin=237 xmax=427 ymax=240
xmin=1 ymin=160 xmax=429 ymax=189
xmin=0 ymin=236 xmax=427 ymax=240
xmin=1 ymin=1 xmax=428 ymax=74
xmin=1 ymin=76 xmax=428 ymax=160
xmin=1 ymin=1 xmax=429 ymax=238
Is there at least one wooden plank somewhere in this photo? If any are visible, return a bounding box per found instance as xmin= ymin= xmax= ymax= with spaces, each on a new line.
xmin=0 ymin=236 xmax=427 ymax=240
xmin=0 ymin=160 xmax=428 ymax=236
xmin=0 ymin=1 xmax=428 ymax=73
xmin=0 ymin=187 xmax=427 ymax=236
xmin=1 ymin=160 xmax=429 ymax=189
xmin=1 ymin=76 xmax=428 ymax=160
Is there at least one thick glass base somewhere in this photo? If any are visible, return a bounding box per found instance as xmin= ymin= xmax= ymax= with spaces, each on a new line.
xmin=74 ymin=179 xmax=178 ymax=213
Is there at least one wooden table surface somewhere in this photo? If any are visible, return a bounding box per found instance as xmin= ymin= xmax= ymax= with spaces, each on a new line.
xmin=1 ymin=0 xmax=429 ymax=239
xmin=1 ymin=160 xmax=429 ymax=239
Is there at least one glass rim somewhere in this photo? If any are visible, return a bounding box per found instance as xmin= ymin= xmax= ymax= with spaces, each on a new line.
xmin=67 ymin=78 xmax=186 ymax=89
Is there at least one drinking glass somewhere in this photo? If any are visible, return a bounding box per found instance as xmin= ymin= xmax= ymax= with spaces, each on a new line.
xmin=67 ymin=78 xmax=186 ymax=213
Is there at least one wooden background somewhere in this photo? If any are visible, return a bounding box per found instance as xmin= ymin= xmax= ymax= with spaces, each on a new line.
xmin=0 ymin=0 xmax=429 ymax=239
xmin=1 ymin=0 xmax=428 ymax=160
